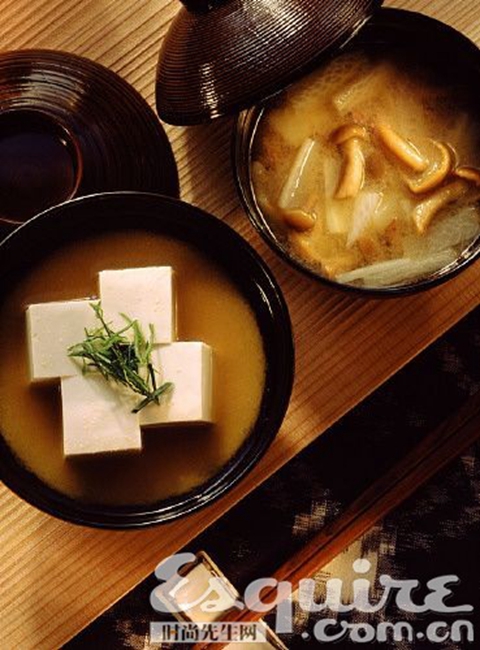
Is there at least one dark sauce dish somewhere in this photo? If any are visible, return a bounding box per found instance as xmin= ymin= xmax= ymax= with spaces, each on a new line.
xmin=0 ymin=108 xmax=83 ymax=225
xmin=0 ymin=192 xmax=294 ymax=529
xmin=0 ymin=50 xmax=179 ymax=236
xmin=234 ymin=9 xmax=480 ymax=296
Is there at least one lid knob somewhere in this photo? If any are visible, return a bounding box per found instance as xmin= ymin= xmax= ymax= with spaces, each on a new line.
xmin=180 ymin=0 xmax=225 ymax=11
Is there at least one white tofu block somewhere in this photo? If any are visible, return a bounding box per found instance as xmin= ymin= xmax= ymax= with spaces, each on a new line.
xmin=27 ymin=299 xmax=97 ymax=382
xmin=99 ymin=266 xmax=175 ymax=343
xmin=140 ymin=342 xmax=213 ymax=427
xmin=61 ymin=374 xmax=141 ymax=456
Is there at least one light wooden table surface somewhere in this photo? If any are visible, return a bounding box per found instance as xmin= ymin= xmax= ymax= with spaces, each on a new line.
xmin=1 ymin=1 xmax=480 ymax=648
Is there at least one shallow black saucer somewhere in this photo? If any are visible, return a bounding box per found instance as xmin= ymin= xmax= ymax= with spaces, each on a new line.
xmin=0 ymin=51 xmax=179 ymax=232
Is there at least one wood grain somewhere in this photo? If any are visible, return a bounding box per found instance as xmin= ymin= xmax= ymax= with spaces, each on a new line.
xmin=0 ymin=1 xmax=479 ymax=648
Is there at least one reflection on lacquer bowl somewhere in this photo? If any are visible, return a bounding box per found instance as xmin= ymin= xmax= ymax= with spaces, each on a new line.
xmin=0 ymin=192 xmax=294 ymax=528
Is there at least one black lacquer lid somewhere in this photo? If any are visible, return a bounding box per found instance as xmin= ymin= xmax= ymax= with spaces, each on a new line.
xmin=156 ymin=0 xmax=381 ymax=125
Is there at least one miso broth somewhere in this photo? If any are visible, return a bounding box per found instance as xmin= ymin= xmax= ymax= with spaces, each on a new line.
xmin=252 ymin=49 xmax=480 ymax=288
xmin=0 ymin=230 xmax=266 ymax=505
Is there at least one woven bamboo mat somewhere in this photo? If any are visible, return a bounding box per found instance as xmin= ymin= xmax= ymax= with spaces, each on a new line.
xmin=1 ymin=1 xmax=480 ymax=648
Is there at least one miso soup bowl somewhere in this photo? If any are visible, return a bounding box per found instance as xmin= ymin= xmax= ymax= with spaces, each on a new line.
xmin=0 ymin=192 xmax=294 ymax=528
xmin=234 ymin=8 xmax=480 ymax=296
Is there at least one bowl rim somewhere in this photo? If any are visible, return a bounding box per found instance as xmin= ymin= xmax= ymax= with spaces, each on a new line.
xmin=233 ymin=7 xmax=480 ymax=297
xmin=0 ymin=191 xmax=295 ymax=528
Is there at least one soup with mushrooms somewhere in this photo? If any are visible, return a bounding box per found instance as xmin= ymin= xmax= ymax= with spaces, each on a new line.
xmin=251 ymin=49 xmax=480 ymax=288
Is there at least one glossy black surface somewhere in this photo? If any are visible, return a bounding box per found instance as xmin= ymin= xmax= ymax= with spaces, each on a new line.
xmin=234 ymin=9 xmax=480 ymax=296
xmin=0 ymin=192 xmax=294 ymax=528
xmin=0 ymin=50 xmax=179 ymax=234
xmin=156 ymin=0 xmax=379 ymax=125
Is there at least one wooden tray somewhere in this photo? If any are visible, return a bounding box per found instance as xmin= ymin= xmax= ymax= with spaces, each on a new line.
xmin=1 ymin=1 xmax=480 ymax=648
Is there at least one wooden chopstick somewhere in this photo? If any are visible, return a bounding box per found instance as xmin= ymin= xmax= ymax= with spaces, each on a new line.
xmin=194 ymin=388 xmax=480 ymax=649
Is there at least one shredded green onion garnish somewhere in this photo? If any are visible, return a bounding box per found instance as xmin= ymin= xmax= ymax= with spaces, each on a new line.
xmin=68 ymin=302 xmax=173 ymax=413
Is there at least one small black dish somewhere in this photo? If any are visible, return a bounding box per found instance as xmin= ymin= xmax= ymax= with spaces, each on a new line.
xmin=0 ymin=50 xmax=179 ymax=235
xmin=0 ymin=192 xmax=294 ymax=528
xmin=0 ymin=108 xmax=83 ymax=224
xmin=234 ymin=9 xmax=480 ymax=296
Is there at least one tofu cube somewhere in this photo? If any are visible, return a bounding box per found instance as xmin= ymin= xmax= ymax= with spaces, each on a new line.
xmin=140 ymin=342 xmax=213 ymax=427
xmin=99 ymin=267 xmax=176 ymax=343
xmin=61 ymin=374 xmax=141 ymax=456
xmin=27 ymin=300 xmax=97 ymax=382
xmin=27 ymin=267 xmax=213 ymax=457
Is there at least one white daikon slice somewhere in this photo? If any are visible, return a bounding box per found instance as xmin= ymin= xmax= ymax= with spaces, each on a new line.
xmin=322 ymin=154 xmax=351 ymax=234
xmin=278 ymin=138 xmax=318 ymax=210
xmin=404 ymin=207 xmax=480 ymax=257
xmin=336 ymin=248 xmax=457 ymax=287
xmin=347 ymin=192 xmax=382 ymax=247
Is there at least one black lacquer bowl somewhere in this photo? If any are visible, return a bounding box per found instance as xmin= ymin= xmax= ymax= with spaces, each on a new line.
xmin=0 ymin=51 xmax=179 ymax=234
xmin=0 ymin=193 xmax=294 ymax=528
xmin=234 ymin=9 xmax=480 ymax=296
